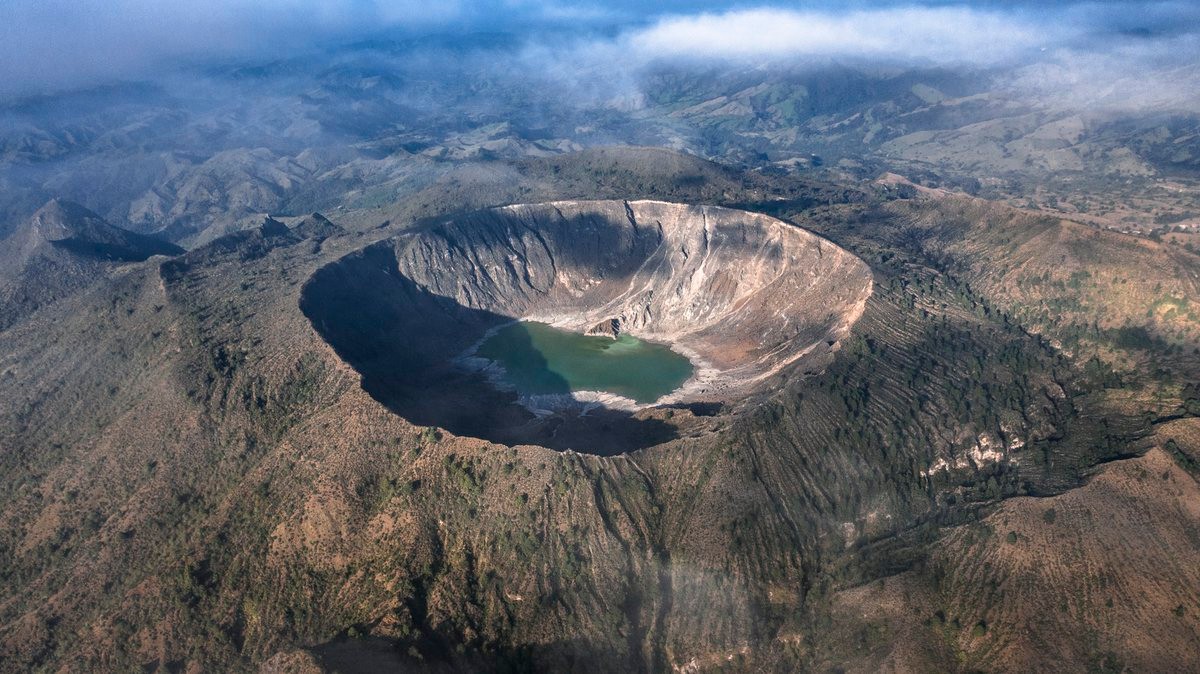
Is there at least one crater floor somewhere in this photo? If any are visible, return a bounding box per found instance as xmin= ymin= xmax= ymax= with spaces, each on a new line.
xmin=472 ymin=320 xmax=694 ymax=407
xmin=301 ymin=200 xmax=872 ymax=454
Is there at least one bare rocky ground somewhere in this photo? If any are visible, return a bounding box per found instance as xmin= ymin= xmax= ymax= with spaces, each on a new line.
xmin=0 ymin=148 xmax=1196 ymax=673
xmin=823 ymin=418 xmax=1200 ymax=673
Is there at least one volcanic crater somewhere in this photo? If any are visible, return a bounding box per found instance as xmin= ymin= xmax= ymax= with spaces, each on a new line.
xmin=301 ymin=200 xmax=872 ymax=454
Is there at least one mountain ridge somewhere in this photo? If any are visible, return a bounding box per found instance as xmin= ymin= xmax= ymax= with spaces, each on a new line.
xmin=0 ymin=199 xmax=182 ymax=330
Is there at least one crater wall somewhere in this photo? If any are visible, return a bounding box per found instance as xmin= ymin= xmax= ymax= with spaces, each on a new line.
xmin=301 ymin=200 xmax=872 ymax=452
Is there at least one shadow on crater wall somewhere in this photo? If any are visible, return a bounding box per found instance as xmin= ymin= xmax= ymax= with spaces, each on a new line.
xmin=299 ymin=242 xmax=679 ymax=455
xmin=312 ymin=633 xmax=645 ymax=674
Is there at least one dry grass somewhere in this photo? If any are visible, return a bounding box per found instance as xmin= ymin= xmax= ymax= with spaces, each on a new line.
xmin=827 ymin=419 xmax=1200 ymax=673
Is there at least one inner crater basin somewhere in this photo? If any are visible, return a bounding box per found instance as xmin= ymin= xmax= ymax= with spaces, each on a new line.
xmin=301 ymin=200 xmax=873 ymax=454
xmin=473 ymin=321 xmax=694 ymax=406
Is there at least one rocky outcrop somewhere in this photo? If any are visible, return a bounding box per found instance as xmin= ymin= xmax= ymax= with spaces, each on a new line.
xmin=586 ymin=318 xmax=622 ymax=339
xmin=290 ymin=212 xmax=342 ymax=241
xmin=260 ymin=215 xmax=292 ymax=238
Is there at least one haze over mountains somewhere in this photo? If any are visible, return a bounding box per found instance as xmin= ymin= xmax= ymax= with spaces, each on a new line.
xmin=1 ymin=2 xmax=1196 ymax=248
xmin=0 ymin=2 xmax=1198 ymax=673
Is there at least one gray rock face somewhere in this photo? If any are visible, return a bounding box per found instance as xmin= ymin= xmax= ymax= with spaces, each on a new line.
xmin=393 ymin=199 xmax=873 ymax=402
xmin=586 ymin=318 xmax=621 ymax=339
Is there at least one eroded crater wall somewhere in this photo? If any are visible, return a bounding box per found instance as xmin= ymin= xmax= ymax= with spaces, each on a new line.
xmin=395 ymin=200 xmax=872 ymax=395
xmin=301 ymin=199 xmax=872 ymax=452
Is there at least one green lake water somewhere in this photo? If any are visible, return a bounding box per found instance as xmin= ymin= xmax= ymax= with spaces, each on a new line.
xmin=475 ymin=321 xmax=694 ymax=404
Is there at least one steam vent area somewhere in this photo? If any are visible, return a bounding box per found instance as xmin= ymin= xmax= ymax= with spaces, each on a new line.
xmin=301 ymin=200 xmax=873 ymax=454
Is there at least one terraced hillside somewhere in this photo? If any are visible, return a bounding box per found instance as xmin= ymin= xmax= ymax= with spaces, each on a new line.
xmin=821 ymin=418 xmax=1200 ymax=673
xmin=883 ymin=194 xmax=1200 ymax=378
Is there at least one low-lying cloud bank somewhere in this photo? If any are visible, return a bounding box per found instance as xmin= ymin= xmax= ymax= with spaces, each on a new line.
xmin=540 ymin=3 xmax=1200 ymax=114
xmin=1004 ymin=34 xmax=1200 ymax=113
xmin=623 ymin=7 xmax=1051 ymax=65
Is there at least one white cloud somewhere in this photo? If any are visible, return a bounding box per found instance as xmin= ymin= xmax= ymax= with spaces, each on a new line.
xmin=625 ymin=7 xmax=1054 ymax=65
xmin=1004 ymin=35 xmax=1200 ymax=113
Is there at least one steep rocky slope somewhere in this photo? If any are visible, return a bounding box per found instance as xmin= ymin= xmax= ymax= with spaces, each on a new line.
xmin=407 ymin=201 xmax=870 ymax=392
